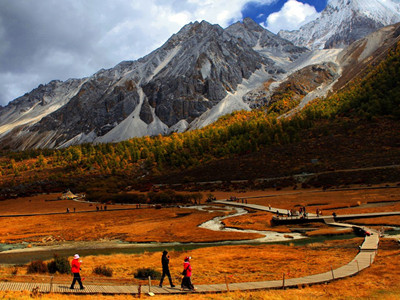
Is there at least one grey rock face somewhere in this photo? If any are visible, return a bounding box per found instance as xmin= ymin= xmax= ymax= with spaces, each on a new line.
xmin=0 ymin=78 xmax=85 ymax=134
xmin=324 ymin=16 xmax=384 ymax=48
xmin=36 ymin=77 xmax=140 ymax=137
xmin=141 ymin=20 xmax=270 ymax=127
xmin=139 ymin=99 xmax=154 ymax=125
xmin=0 ymin=79 xmax=81 ymax=121
xmin=226 ymin=18 xmax=308 ymax=60
xmin=2 ymin=19 xmax=281 ymax=149
xmin=4 ymin=6 xmax=395 ymax=150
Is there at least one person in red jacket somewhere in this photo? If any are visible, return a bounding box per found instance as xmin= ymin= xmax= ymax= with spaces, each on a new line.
xmin=181 ymin=256 xmax=195 ymax=291
xmin=70 ymin=254 xmax=84 ymax=290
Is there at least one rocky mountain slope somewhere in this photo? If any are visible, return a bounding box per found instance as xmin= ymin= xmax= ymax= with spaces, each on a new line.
xmin=1 ymin=0 xmax=400 ymax=151
xmin=279 ymin=0 xmax=400 ymax=50
xmin=0 ymin=19 xmax=306 ymax=150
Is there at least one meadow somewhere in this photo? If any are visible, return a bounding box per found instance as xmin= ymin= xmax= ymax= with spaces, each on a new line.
xmin=0 ymin=184 xmax=399 ymax=299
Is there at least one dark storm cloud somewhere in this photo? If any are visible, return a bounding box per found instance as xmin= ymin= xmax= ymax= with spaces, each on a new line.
xmin=0 ymin=0 xmax=163 ymax=106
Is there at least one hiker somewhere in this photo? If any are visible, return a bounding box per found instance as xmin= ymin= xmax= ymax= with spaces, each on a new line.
xmin=70 ymin=254 xmax=84 ymax=290
xmin=66 ymin=208 xmax=70 ymax=213
xmin=159 ymin=250 xmax=175 ymax=288
xmin=181 ymin=256 xmax=195 ymax=291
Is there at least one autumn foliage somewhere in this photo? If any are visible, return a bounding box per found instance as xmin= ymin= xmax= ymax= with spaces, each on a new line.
xmin=1 ymin=42 xmax=400 ymax=195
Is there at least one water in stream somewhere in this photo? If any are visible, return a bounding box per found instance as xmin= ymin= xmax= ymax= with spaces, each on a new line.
xmin=0 ymin=205 xmax=360 ymax=265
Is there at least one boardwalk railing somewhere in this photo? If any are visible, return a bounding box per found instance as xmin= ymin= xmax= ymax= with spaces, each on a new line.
xmin=0 ymin=201 xmax=381 ymax=295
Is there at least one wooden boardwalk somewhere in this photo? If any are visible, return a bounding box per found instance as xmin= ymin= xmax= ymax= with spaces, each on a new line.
xmin=0 ymin=201 xmax=381 ymax=295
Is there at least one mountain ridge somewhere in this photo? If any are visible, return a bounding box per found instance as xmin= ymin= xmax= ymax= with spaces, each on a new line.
xmin=279 ymin=0 xmax=400 ymax=49
xmin=0 ymin=18 xmax=304 ymax=150
xmin=1 ymin=1 xmax=400 ymax=150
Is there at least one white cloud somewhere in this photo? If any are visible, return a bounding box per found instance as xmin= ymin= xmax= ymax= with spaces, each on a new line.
xmin=265 ymin=0 xmax=320 ymax=33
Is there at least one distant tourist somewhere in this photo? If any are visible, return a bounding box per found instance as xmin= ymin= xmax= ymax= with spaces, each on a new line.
xmin=70 ymin=254 xmax=84 ymax=290
xmin=159 ymin=250 xmax=175 ymax=288
xmin=66 ymin=208 xmax=70 ymax=213
xmin=181 ymin=256 xmax=195 ymax=291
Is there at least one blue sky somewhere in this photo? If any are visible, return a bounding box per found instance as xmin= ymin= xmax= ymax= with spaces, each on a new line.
xmin=242 ymin=0 xmax=328 ymax=24
xmin=0 ymin=0 xmax=329 ymax=106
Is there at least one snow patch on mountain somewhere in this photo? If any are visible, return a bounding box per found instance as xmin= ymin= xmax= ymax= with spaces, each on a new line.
xmin=279 ymin=0 xmax=400 ymax=49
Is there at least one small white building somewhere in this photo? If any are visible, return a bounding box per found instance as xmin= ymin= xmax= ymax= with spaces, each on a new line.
xmin=60 ymin=190 xmax=79 ymax=200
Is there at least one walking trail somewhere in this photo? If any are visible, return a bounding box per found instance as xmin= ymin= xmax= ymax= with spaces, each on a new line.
xmin=0 ymin=201 xmax=381 ymax=295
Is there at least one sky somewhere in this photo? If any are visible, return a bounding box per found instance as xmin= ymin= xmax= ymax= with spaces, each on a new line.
xmin=0 ymin=0 xmax=328 ymax=107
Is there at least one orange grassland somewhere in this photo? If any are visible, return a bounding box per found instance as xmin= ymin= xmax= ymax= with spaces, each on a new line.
xmin=1 ymin=240 xmax=359 ymax=283
xmin=0 ymin=185 xmax=400 ymax=299
xmin=213 ymin=185 xmax=400 ymax=233
xmin=1 ymin=185 xmax=400 ymax=243
xmin=0 ymin=239 xmax=399 ymax=299
xmin=0 ymin=194 xmax=262 ymax=244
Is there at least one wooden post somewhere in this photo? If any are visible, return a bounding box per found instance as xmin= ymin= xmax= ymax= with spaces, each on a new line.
xmin=356 ymin=260 xmax=359 ymax=272
xmin=148 ymin=276 xmax=152 ymax=293
xmin=282 ymin=273 xmax=285 ymax=289
xmin=370 ymin=254 xmax=372 ymax=266
xmin=138 ymin=284 xmax=142 ymax=298
xmin=331 ymin=266 xmax=335 ymax=280
xmin=225 ymin=275 xmax=230 ymax=292
xmin=50 ymin=276 xmax=54 ymax=293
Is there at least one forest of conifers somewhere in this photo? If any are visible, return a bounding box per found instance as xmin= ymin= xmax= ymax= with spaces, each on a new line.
xmin=1 ymin=42 xmax=399 ymax=190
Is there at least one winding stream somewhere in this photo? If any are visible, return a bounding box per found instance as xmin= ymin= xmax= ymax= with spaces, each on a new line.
xmin=0 ymin=205 xmax=346 ymax=264
xmin=198 ymin=206 xmax=305 ymax=242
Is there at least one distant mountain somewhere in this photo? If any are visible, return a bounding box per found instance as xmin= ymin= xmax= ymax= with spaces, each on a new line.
xmin=226 ymin=18 xmax=307 ymax=62
xmin=0 ymin=19 xmax=306 ymax=150
xmin=1 ymin=0 xmax=400 ymax=151
xmin=279 ymin=0 xmax=400 ymax=49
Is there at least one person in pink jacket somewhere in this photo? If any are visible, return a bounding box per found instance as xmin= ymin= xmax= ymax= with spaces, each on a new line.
xmin=70 ymin=254 xmax=84 ymax=290
xmin=181 ymin=256 xmax=195 ymax=291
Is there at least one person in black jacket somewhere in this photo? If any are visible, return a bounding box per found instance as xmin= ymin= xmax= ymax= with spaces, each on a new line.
xmin=159 ymin=250 xmax=175 ymax=288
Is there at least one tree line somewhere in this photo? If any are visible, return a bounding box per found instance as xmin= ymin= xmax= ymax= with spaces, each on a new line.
xmin=1 ymin=41 xmax=399 ymax=183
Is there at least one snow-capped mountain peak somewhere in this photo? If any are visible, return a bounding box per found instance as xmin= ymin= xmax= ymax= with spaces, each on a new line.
xmin=1 ymin=0 xmax=400 ymax=150
xmin=279 ymin=0 xmax=400 ymax=49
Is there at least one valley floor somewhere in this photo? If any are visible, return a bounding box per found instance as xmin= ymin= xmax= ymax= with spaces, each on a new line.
xmin=0 ymin=184 xmax=399 ymax=298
